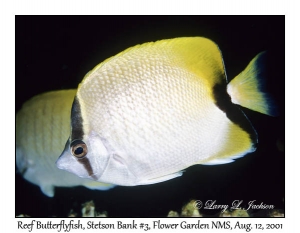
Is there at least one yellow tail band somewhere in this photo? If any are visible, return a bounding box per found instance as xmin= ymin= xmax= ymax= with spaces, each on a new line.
xmin=227 ymin=52 xmax=278 ymax=116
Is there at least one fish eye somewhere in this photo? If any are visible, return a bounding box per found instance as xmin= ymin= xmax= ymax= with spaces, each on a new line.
xmin=70 ymin=140 xmax=88 ymax=158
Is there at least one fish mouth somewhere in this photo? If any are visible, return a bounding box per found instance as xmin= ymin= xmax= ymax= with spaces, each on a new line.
xmin=55 ymin=153 xmax=67 ymax=170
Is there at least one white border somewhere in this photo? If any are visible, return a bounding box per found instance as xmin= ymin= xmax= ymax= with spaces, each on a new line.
xmin=1 ymin=1 xmax=296 ymax=232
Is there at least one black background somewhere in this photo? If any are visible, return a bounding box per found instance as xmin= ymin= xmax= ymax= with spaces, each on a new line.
xmin=16 ymin=16 xmax=284 ymax=217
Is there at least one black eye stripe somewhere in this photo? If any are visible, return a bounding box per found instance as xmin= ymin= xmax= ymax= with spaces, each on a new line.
xmin=70 ymin=140 xmax=87 ymax=158
xmin=70 ymin=139 xmax=85 ymax=147
xmin=71 ymin=97 xmax=84 ymax=141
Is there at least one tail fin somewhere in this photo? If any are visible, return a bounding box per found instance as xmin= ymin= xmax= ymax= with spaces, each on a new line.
xmin=227 ymin=52 xmax=278 ymax=116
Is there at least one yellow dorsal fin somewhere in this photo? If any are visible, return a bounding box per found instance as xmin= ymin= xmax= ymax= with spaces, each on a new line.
xmin=81 ymin=37 xmax=226 ymax=89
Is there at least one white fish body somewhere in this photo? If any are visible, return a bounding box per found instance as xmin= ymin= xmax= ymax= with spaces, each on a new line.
xmin=16 ymin=90 xmax=114 ymax=197
xmin=56 ymin=37 xmax=275 ymax=186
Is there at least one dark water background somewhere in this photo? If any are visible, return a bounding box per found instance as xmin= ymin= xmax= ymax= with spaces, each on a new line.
xmin=15 ymin=16 xmax=284 ymax=217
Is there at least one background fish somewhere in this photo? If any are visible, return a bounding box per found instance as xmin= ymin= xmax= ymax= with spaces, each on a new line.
xmin=56 ymin=37 xmax=277 ymax=186
xmin=16 ymin=90 xmax=114 ymax=197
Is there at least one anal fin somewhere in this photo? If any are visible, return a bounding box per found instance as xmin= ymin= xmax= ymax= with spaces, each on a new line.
xmin=199 ymin=120 xmax=256 ymax=166
xmin=201 ymin=154 xmax=245 ymax=165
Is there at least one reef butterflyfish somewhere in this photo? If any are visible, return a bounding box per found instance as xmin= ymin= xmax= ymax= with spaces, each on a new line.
xmin=16 ymin=90 xmax=115 ymax=197
xmin=56 ymin=37 xmax=277 ymax=186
